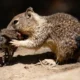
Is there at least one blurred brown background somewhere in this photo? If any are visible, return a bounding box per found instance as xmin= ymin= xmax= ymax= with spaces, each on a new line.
xmin=0 ymin=0 xmax=80 ymax=29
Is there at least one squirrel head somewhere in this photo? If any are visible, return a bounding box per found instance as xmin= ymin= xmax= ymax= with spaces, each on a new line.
xmin=7 ymin=7 xmax=46 ymax=37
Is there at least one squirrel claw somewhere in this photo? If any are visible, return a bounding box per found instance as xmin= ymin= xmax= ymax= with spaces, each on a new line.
xmin=10 ymin=40 xmax=20 ymax=47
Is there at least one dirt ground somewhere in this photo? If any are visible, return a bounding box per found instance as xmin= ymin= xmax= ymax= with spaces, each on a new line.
xmin=0 ymin=47 xmax=80 ymax=80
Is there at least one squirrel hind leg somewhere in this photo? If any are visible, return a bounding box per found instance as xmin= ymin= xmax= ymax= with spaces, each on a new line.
xmin=55 ymin=50 xmax=68 ymax=65
xmin=56 ymin=56 xmax=66 ymax=65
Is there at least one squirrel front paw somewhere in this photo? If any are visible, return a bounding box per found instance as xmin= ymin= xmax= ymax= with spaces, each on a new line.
xmin=10 ymin=40 xmax=21 ymax=47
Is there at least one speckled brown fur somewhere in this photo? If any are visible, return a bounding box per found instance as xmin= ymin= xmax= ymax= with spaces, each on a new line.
xmin=9 ymin=7 xmax=80 ymax=64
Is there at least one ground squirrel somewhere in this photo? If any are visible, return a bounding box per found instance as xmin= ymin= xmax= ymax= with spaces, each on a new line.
xmin=9 ymin=7 xmax=80 ymax=64
xmin=0 ymin=28 xmax=22 ymax=66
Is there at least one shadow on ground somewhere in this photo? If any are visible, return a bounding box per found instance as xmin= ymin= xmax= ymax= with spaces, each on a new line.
xmin=9 ymin=52 xmax=78 ymax=66
xmin=10 ymin=52 xmax=55 ymax=65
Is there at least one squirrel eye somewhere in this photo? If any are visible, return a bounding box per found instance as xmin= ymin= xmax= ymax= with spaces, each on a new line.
xmin=13 ymin=20 xmax=19 ymax=25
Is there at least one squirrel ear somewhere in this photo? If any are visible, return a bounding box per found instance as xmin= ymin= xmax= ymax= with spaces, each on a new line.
xmin=26 ymin=7 xmax=33 ymax=13
xmin=25 ymin=7 xmax=34 ymax=16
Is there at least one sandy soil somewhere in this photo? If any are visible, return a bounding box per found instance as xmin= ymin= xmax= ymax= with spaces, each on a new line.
xmin=0 ymin=47 xmax=80 ymax=80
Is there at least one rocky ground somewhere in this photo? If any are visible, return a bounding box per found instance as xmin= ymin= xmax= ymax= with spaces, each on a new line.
xmin=0 ymin=47 xmax=80 ymax=80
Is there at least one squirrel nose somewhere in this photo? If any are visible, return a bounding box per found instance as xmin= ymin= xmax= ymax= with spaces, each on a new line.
xmin=13 ymin=20 xmax=19 ymax=25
